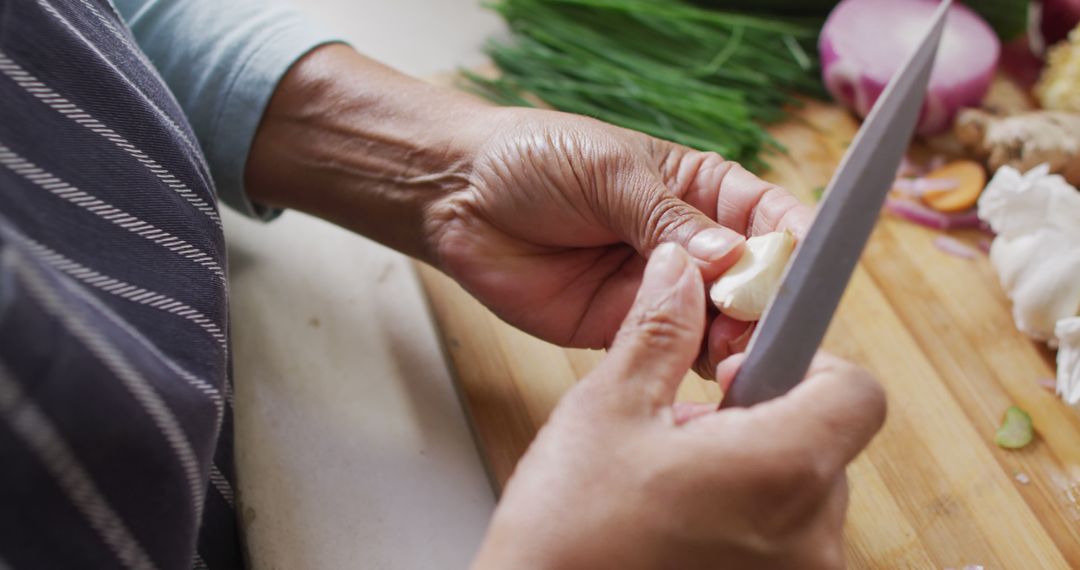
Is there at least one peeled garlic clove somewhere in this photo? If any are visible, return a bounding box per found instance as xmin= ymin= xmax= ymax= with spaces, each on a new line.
xmin=709 ymin=230 xmax=796 ymax=321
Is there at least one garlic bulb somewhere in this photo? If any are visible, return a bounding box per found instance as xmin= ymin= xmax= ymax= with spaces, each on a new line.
xmin=978 ymin=164 xmax=1080 ymax=408
xmin=709 ymin=230 xmax=796 ymax=322
xmin=979 ymin=165 xmax=1080 ymax=340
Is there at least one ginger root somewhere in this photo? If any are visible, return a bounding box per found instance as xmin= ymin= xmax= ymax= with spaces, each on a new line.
xmin=1036 ymin=25 xmax=1080 ymax=113
xmin=955 ymin=109 xmax=1080 ymax=187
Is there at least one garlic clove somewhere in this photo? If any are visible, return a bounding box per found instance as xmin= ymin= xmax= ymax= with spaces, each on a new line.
xmin=709 ymin=230 xmax=796 ymax=322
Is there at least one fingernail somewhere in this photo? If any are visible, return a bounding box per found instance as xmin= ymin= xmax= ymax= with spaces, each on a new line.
xmin=642 ymin=242 xmax=687 ymax=293
xmin=687 ymin=228 xmax=742 ymax=262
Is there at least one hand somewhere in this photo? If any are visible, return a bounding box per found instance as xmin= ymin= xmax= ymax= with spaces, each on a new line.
xmin=429 ymin=108 xmax=813 ymax=375
xmin=472 ymin=244 xmax=886 ymax=570
xmin=245 ymin=45 xmax=813 ymax=375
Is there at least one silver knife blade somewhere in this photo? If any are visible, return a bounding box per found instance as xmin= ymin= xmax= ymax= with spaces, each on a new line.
xmin=720 ymin=0 xmax=952 ymax=408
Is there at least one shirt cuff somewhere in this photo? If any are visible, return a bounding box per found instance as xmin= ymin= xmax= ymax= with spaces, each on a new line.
xmin=207 ymin=24 xmax=343 ymax=220
xmin=117 ymin=0 xmax=344 ymax=220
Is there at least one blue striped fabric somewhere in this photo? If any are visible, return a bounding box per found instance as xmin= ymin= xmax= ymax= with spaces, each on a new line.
xmin=0 ymin=0 xmax=241 ymax=567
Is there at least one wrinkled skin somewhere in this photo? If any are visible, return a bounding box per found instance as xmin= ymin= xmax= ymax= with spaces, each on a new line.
xmin=429 ymin=109 xmax=813 ymax=376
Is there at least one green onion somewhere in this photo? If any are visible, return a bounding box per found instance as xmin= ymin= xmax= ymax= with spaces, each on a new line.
xmin=994 ymin=405 xmax=1034 ymax=449
xmin=463 ymin=0 xmax=827 ymax=168
xmin=969 ymin=0 xmax=1029 ymax=41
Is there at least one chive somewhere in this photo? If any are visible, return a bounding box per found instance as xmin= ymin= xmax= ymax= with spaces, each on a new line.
xmin=465 ymin=0 xmax=826 ymax=167
xmin=966 ymin=0 xmax=1029 ymax=41
xmin=994 ymin=405 xmax=1034 ymax=450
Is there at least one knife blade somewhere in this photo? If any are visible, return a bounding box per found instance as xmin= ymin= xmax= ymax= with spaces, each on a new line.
xmin=720 ymin=0 xmax=952 ymax=408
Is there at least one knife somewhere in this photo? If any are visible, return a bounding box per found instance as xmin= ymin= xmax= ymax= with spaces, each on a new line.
xmin=719 ymin=0 xmax=952 ymax=409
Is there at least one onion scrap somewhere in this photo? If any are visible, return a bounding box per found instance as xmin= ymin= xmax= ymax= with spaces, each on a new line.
xmin=883 ymin=198 xmax=982 ymax=231
xmin=933 ymin=235 xmax=978 ymax=260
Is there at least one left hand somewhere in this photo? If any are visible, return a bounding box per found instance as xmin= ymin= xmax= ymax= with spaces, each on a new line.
xmin=429 ymin=108 xmax=812 ymax=375
xmin=246 ymin=45 xmax=813 ymax=375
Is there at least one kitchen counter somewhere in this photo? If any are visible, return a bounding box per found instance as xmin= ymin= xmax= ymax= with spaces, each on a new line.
xmin=228 ymin=1 xmax=503 ymax=568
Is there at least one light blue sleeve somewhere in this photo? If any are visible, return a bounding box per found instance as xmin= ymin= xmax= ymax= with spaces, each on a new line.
xmin=114 ymin=0 xmax=343 ymax=220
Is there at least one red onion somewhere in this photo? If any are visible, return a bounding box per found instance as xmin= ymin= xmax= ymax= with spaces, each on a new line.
xmin=933 ymin=235 xmax=977 ymax=259
xmin=1000 ymin=35 xmax=1045 ymax=88
xmin=820 ymin=0 xmax=1000 ymax=135
xmin=1042 ymin=0 xmax=1080 ymax=45
xmin=977 ymin=237 xmax=993 ymax=254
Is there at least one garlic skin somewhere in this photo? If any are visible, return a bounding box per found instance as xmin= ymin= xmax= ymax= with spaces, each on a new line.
xmin=709 ymin=230 xmax=796 ymax=322
xmin=978 ymin=165 xmax=1080 ymax=341
xmin=1058 ymin=318 xmax=1080 ymax=409
xmin=978 ymin=165 xmax=1080 ymax=409
xmin=988 ymin=233 xmax=1080 ymax=342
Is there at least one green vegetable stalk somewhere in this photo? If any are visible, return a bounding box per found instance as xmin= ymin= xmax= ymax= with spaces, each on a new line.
xmin=994 ymin=405 xmax=1034 ymax=449
xmin=959 ymin=0 xmax=1029 ymax=41
xmin=463 ymin=0 xmax=827 ymax=169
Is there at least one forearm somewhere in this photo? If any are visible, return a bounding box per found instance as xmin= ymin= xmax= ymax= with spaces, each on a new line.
xmin=245 ymin=44 xmax=495 ymax=262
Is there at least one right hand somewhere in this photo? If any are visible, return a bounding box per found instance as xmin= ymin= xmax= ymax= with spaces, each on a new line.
xmin=471 ymin=243 xmax=886 ymax=570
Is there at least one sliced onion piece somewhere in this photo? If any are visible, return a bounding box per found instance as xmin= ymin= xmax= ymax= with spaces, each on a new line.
xmin=896 ymin=155 xmax=919 ymax=178
xmin=820 ymin=0 xmax=1000 ymax=135
xmin=927 ymin=154 xmax=947 ymax=172
xmin=945 ymin=210 xmax=984 ymax=230
xmin=884 ymin=197 xmax=949 ymax=229
xmin=884 ymin=198 xmax=982 ymax=230
xmin=933 ymin=235 xmax=977 ymax=259
xmin=893 ymin=176 xmax=959 ymax=197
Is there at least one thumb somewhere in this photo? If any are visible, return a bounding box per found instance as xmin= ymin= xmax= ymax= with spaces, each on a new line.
xmin=714 ymin=352 xmax=887 ymax=472
xmin=622 ymin=187 xmax=745 ymax=281
xmin=593 ymin=243 xmax=705 ymax=414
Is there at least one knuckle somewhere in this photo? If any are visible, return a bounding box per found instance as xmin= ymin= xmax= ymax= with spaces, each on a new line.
xmin=863 ymin=377 xmax=888 ymax=423
xmin=806 ymin=540 xmax=846 ymax=570
xmin=630 ymin=306 xmax=696 ymax=351
xmin=642 ymin=195 xmax=692 ymax=246
xmin=792 ymin=454 xmax=834 ymax=497
xmin=846 ymin=365 xmax=888 ymax=426
xmin=817 ymin=357 xmax=888 ymax=431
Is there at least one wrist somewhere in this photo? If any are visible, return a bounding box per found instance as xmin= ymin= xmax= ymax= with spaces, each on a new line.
xmin=471 ymin=500 xmax=624 ymax=570
xmin=471 ymin=516 xmax=560 ymax=570
xmin=245 ymin=44 xmax=495 ymax=262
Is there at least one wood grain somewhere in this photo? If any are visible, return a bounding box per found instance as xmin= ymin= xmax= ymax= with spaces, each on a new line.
xmin=414 ymin=98 xmax=1080 ymax=567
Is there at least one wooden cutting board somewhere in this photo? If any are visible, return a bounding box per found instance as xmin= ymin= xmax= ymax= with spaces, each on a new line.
xmin=414 ymin=95 xmax=1080 ymax=567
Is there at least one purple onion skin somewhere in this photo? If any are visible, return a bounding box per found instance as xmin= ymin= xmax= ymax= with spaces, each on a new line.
xmin=1042 ymin=0 xmax=1080 ymax=45
xmin=819 ymin=0 xmax=1000 ymax=136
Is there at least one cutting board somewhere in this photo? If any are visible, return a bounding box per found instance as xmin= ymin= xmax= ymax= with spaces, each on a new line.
xmin=414 ymin=92 xmax=1080 ymax=567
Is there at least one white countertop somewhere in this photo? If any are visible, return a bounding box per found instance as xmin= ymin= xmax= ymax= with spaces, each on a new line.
xmin=227 ymin=2 xmax=505 ymax=567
